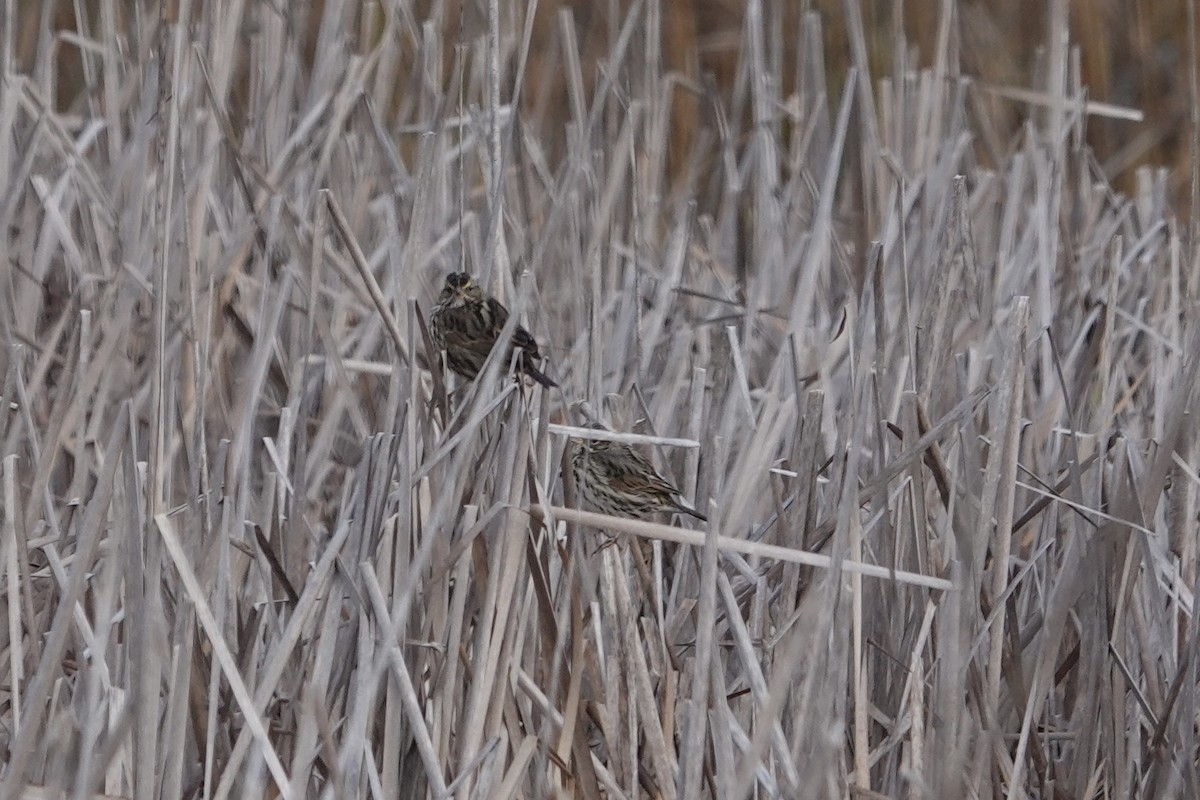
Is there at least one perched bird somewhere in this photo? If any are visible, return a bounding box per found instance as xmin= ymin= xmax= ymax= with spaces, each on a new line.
xmin=429 ymin=272 xmax=556 ymax=388
xmin=572 ymin=426 xmax=706 ymax=521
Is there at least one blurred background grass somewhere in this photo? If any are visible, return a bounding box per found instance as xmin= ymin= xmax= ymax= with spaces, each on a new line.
xmin=15 ymin=0 xmax=1194 ymax=202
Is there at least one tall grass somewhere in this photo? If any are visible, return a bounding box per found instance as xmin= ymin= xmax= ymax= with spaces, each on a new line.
xmin=0 ymin=1 xmax=1196 ymax=798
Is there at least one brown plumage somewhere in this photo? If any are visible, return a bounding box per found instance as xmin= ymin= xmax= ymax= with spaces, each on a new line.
xmin=428 ymin=272 xmax=556 ymax=389
xmin=572 ymin=426 xmax=706 ymax=521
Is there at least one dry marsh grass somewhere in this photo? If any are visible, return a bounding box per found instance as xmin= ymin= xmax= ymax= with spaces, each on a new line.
xmin=1 ymin=1 xmax=1198 ymax=798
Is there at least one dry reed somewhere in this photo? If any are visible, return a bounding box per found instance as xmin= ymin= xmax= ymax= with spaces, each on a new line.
xmin=0 ymin=1 xmax=1197 ymax=798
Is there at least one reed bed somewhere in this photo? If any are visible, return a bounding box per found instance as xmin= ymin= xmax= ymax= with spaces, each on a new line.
xmin=0 ymin=1 xmax=1197 ymax=798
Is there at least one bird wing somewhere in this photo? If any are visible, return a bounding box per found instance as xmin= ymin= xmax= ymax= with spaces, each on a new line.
xmin=607 ymin=449 xmax=681 ymax=496
xmin=488 ymin=297 xmax=543 ymax=357
xmin=608 ymin=471 xmax=677 ymax=496
xmin=511 ymin=325 xmax=541 ymax=357
xmin=486 ymin=297 xmax=510 ymax=328
xmin=438 ymin=325 xmax=498 ymax=359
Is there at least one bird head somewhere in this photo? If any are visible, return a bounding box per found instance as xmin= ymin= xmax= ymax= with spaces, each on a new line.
xmin=439 ymin=272 xmax=484 ymax=307
xmin=575 ymin=422 xmax=614 ymax=454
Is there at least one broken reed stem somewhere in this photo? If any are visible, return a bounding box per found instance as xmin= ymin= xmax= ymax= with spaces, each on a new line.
xmin=531 ymin=506 xmax=954 ymax=591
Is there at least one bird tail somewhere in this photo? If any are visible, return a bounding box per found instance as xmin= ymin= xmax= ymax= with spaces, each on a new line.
xmin=675 ymin=502 xmax=707 ymax=522
xmin=525 ymin=362 xmax=558 ymax=389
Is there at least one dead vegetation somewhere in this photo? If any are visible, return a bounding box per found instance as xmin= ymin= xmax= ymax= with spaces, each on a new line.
xmin=1 ymin=1 xmax=1198 ymax=798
